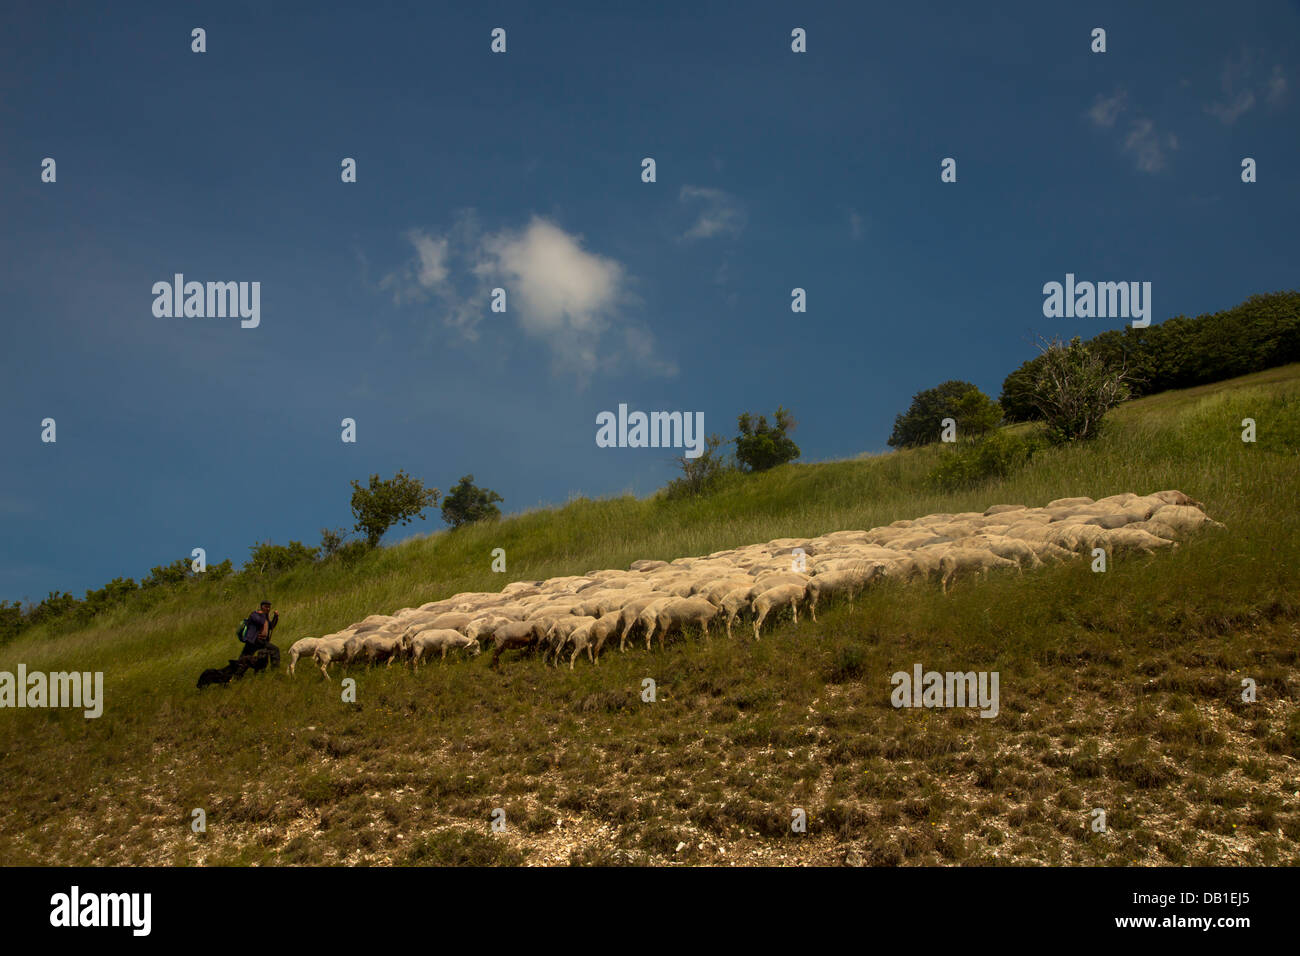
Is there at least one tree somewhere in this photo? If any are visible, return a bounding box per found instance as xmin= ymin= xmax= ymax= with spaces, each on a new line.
xmin=319 ymin=526 xmax=352 ymax=557
xmin=1030 ymin=336 xmax=1131 ymax=444
xmin=664 ymin=434 xmax=732 ymax=499
xmin=888 ymin=380 xmax=1000 ymax=448
xmin=441 ymin=475 xmax=504 ymax=529
xmin=350 ymin=470 xmax=441 ymax=547
xmin=244 ymin=540 xmax=320 ymax=575
xmin=998 ymin=360 xmax=1044 ymax=423
xmin=735 ymin=407 xmax=801 ymax=472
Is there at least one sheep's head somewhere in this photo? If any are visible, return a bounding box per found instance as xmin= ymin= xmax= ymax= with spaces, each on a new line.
xmin=466 ymin=639 xmax=482 ymax=658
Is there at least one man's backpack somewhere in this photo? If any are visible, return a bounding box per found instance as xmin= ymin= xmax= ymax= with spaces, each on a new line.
xmin=236 ymin=618 xmax=251 ymax=641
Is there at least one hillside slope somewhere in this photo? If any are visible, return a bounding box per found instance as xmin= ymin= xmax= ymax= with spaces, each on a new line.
xmin=2 ymin=364 xmax=1298 ymax=865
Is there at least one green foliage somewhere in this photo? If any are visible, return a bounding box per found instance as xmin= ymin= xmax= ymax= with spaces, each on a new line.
xmin=927 ymin=430 xmax=1043 ymax=491
xmin=318 ymin=527 xmax=351 ymax=557
xmin=1032 ymin=337 xmax=1131 ymax=445
xmin=735 ymin=407 xmax=801 ymax=472
xmin=350 ymin=470 xmax=441 ymax=547
xmin=1000 ymin=290 xmax=1300 ymax=421
xmin=244 ymin=540 xmax=320 ymax=576
xmin=889 ymin=381 xmax=1001 ymax=448
xmin=142 ymin=558 xmax=192 ymax=590
xmin=441 ymin=475 xmax=504 ymax=529
xmin=78 ymin=576 xmax=138 ymax=622
xmin=0 ymin=601 xmax=25 ymax=645
xmin=664 ymin=434 xmax=734 ymax=500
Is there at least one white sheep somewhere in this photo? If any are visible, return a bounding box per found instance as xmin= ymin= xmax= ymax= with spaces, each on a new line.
xmin=938 ymin=548 xmax=1020 ymax=594
xmin=751 ymin=583 xmax=808 ymax=640
xmin=287 ymin=637 xmax=319 ymax=676
xmin=410 ymin=629 xmax=481 ymax=667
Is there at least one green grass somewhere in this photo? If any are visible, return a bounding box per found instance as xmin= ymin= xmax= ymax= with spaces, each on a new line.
xmin=2 ymin=364 xmax=1299 ymax=865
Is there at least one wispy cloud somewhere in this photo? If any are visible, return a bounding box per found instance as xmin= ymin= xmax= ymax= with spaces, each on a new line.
xmin=849 ymin=209 xmax=864 ymax=240
xmin=1205 ymin=52 xmax=1286 ymax=124
xmin=1267 ymin=64 xmax=1287 ymax=105
xmin=1124 ymin=119 xmax=1178 ymax=173
xmin=378 ymin=216 xmax=676 ymax=384
xmin=1086 ymin=89 xmax=1175 ymax=174
xmin=679 ymin=186 xmax=746 ymax=240
xmin=1086 ymin=90 xmax=1128 ymax=128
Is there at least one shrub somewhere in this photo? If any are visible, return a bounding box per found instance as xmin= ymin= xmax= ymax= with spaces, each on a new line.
xmin=440 ymin=475 xmax=504 ymax=529
xmin=664 ymin=433 xmax=733 ymax=499
xmin=735 ymin=407 xmax=801 ymax=472
xmin=350 ymin=470 xmax=441 ymax=547
xmin=1031 ymin=337 xmax=1131 ymax=444
xmin=927 ymin=430 xmax=1042 ymax=491
xmin=318 ymin=526 xmax=352 ymax=557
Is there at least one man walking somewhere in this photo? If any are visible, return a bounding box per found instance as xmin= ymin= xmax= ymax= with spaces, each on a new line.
xmin=240 ymin=600 xmax=281 ymax=667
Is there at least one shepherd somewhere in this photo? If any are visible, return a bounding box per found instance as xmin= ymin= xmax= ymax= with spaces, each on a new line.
xmin=238 ymin=600 xmax=281 ymax=667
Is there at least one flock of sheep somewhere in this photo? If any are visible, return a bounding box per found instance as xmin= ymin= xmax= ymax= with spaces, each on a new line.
xmin=287 ymin=490 xmax=1222 ymax=677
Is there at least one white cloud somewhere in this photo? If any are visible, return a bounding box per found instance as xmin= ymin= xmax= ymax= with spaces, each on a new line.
xmin=1086 ymin=89 xmax=1175 ymax=174
xmin=1124 ymin=119 xmax=1177 ymax=173
xmin=1267 ymin=65 xmax=1286 ymax=104
xmin=679 ymin=186 xmax=746 ymax=240
xmin=1206 ymin=89 xmax=1255 ymax=125
xmin=411 ymin=232 xmax=449 ymax=288
xmin=379 ymin=216 xmax=675 ymax=384
xmin=1087 ymin=90 xmax=1127 ymax=128
xmin=1205 ymin=53 xmax=1286 ymax=123
xmin=379 ymin=229 xmax=449 ymax=305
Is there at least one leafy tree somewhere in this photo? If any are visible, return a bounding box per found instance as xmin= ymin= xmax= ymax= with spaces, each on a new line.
xmin=141 ymin=558 xmax=191 ymax=590
xmin=205 ymin=559 xmax=235 ymax=581
xmin=0 ymin=600 xmax=23 ymax=644
xmin=889 ymin=381 xmax=999 ymax=448
xmin=441 ymin=475 xmax=504 ymax=529
xmin=735 ymin=407 xmax=801 ymax=472
xmin=245 ymin=540 xmax=319 ymax=575
xmin=350 ymin=470 xmax=441 ymax=547
xmin=998 ymin=360 xmax=1043 ymax=423
xmin=665 ymin=434 xmax=732 ymax=499
xmin=319 ymin=526 xmax=352 ymax=557
xmin=27 ymin=591 xmax=78 ymax=626
xmin=1030 ymin=336 xmax=1131 ymax=444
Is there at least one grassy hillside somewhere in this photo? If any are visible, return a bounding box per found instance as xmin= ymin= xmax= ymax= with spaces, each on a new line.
xmin=2 ymin=364 xmax=1299 ymax=866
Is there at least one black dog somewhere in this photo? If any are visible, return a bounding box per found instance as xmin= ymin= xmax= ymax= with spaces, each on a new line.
xmin=197 ymin=657 xmax=252 ymax=688
xmin=196 ymin=645 xmax=278 ymax=688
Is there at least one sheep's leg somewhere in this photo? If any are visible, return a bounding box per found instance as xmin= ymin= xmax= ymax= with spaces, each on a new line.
xmin=810 ymin=599 xmax=818 ymax=623
xmin=790 ymin=600 xmax=799 ymax=625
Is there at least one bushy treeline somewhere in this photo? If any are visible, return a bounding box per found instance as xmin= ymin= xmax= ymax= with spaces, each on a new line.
xmin=1000 ymin=291 xmax=1300 ymax=421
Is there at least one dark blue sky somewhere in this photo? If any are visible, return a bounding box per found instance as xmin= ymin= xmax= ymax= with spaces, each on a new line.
xmin=2 ymin=1 xmax=1297 ymax=602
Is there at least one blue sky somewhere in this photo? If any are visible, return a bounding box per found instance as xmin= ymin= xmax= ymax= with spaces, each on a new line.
xmin=1 ymin=1 xmax=1297 ymax=602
